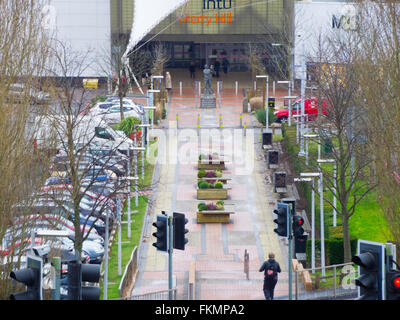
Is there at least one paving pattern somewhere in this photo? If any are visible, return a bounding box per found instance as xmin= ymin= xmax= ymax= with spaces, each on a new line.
xmin=131 ymin=85 xmax=292 ymax=300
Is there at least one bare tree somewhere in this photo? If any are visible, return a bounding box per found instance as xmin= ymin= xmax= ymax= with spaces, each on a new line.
xmin=40 ymin=40 xmax=135 ymax=265
xmin=0 ymin=0 xmax=53 ymax=299
xmin=307 ymin=31 xmax=376 ymax=263
xmin=354 ymin=0 xmax=400 ymax=247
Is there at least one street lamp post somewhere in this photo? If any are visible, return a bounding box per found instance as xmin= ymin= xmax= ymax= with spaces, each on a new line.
xmin=294 ymin=177 xmax=316 ymax=273
xmin=298 ymin=42 xmax=306 ymax=157
xmin=304 ymin=134 xmax=318 ymax=166
xmin=277 ymin=81 xmax=296 ymax=127
xmin=317 ymin=159 xmax=337 ymax=227
xmin=300 ymin=172 xmax=325 ymax=276
xmin=256 ymin=75 xmax=269 ymax=131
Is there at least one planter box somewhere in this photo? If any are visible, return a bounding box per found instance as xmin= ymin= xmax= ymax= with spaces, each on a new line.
xmin=198 ymin=160 xmax=225 ymax=170
xmin=197 ymin=176 xmax=231 ymax=184
xmin=197 ymin=188 xmax=228 ymax=200
xmin=196 ymin=205 xmax=235 ymax=223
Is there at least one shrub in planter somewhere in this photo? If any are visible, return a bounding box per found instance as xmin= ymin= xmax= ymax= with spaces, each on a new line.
xmin=205 ymin=170 xmax=217 ymax=178
xmin=216 ymin=200 xmax=224 ymax=210
xmin=198 ymin=202 xmax=207 ymax=211
xmin=198 ymin=169 xmax=206 ymax=178
xmin=214 ymin=182 xmax=223 ymax=189
xmin=198 ymin=181 xmax=210 ymax=189
xmin=206 ymin=203 xmax=217 ymax=210
xmin=215 ymin=170 xmax=222 ymax=177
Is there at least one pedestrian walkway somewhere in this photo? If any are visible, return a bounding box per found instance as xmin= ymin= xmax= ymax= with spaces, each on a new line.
xmin=131 ymin=88 xmax=294 ymax=300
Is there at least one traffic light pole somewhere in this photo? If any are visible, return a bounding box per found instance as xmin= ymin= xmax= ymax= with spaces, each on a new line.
xmin=168 ymin=215 xmax=173 ymax=300
xmin=288 ymin=214 xmax=293 ymax=300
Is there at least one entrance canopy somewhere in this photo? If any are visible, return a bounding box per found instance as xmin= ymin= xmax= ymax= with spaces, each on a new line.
xmin=123 ymin=0 xmax=189 ymax=59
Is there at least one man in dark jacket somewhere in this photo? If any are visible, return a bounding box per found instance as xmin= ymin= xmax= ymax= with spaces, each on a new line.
xmin=259 ymin=252 xmax=281 ymax=300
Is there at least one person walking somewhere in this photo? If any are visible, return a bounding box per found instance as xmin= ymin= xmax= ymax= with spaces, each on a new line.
xmin=165 ymin=71 xmax=172 ymax=102
xmin=214 ymin=59 xmax=221 ymax=78
xmin=259 ymin=252 xmax=281 ymax=300
xmin=189 ymin=60 xmax=196 ymax=79
xmin=222 ymin=58 xmax=230 ymax=75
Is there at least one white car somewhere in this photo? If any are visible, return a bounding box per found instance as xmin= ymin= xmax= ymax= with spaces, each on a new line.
xmin=89 ymin=102 xmax=119 ymax=116
xmin=104 ymin=97 xmax=144 ymax=115
xmin=93 ymin=106 xmax=142 ymax=124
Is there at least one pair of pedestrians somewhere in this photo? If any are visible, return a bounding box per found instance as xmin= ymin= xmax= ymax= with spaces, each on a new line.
xmin=259 ymin=252 xmax=281 ymax=300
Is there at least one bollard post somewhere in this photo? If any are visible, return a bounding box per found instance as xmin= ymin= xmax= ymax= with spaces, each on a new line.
xmin=180 ymin=81 xmax=182 ymax=96
xmin=199 ymin=82 xmax=201 ymax=96
xmin=235 ymin=81 xmax=238 ymax=96
xmin=240 ymin=113 xmax=243 ymax=128
xmin=197 ymin=113 xmax=200 ymax=136
xmin=254 ymin=81 xmax=256 ymax=91
xmin=217 ymin=81 xmax=220 ymax=96
xmin=219 ymin=114 xmax=222 ymax=129
xmin=244 ymin=123 xmax=247 ymax=136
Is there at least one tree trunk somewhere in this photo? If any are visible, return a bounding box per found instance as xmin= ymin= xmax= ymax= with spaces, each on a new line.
xmin=342 ymin=214 xmax=352 ymax=263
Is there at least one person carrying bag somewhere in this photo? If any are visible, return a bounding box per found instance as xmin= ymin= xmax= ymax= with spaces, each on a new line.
xmin=259 ymin=252 xmax=281 ymax=300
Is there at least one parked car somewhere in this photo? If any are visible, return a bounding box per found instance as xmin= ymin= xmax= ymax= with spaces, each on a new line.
xmin=104 ymin=97 xmax=145 ymax=115
xmin=94 ymin=106 xmax=142 ymax=124
xmin=7 ymin=83 xmax=51 ymax=105
xmin=40 ymin=184 xmax=116 ymax=212
xmin=25 ymin=200 xmax=108 ymax=236
xmin=53 ymin=152 xmax=126 ymax=177
xmin=274 ymin=97 xmax=328 ymax=123
xmin=13 ymin=214 xmax=104 ymax=245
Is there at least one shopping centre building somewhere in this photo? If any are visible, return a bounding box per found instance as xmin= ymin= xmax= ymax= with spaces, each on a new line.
xmin=111 ymin=0 xmax=294 ymax=73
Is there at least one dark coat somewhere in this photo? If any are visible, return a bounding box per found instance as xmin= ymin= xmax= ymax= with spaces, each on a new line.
xmin=259 ymin=258 xmax=281 ymax=283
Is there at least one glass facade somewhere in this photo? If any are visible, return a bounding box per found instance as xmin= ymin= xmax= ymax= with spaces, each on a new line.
xmin=110 ymin=0 xmax=291 ymax=71
xmin=151 ymin=0 xmax=284 ymax=36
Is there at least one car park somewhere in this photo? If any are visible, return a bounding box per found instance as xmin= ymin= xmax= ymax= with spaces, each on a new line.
xmin=40 ymin=184 xmax=116 ymax=212
xmin=26 ymin=200 xmax=108 ymax=236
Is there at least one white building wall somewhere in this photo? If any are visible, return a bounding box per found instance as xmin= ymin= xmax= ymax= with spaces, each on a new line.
xmin=46 ymin=0 xmax=111 ymax=77
xmin=294 ymin=1 xmax=356 ymax=79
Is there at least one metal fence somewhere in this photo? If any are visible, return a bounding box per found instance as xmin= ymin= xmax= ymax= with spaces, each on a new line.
xmin=293 ymin=262 xmax=358 ymax=300
xmin=120 ymin=288 xmax=177 ymax=300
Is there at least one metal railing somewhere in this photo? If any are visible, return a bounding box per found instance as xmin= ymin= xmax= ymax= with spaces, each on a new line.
xmin=120 ymin=288 xmax=177 ymax=300
xmin=294 ymin=262 xmax=358 ymax=300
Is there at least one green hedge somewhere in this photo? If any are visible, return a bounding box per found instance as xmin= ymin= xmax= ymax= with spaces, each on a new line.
xmin=305 ymin=238 xmax=357 ymax=266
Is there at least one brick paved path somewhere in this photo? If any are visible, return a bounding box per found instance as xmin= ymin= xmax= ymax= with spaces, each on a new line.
xmin=131 ymin=85 xmax=293 ymax=300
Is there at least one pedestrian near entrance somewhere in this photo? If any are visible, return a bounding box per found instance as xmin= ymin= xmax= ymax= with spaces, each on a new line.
xmin=214 ymin=60 xmax=221 ymax=78
xmin=189 ymin=60 xmax=196 ymax=79
xmin=259 ymin=252 xmax=281 ymax=300
xmin=165 ymin=71 xmax=172 ymax=101
xmin=222 ymin=58 xmax=230 ymax=75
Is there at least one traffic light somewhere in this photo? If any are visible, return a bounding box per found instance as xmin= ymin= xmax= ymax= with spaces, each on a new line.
xmin=273 ymin=203 xmax=289 ymax=237
xmin=173 ymin=212 xmax=189 ymax=250
xmin=386 ymin=270 xmax=400 ymax=300
xmin=10 ymin=255 xmax=42 ymax=300
xmin=292 ymin=215 xmax=305 ymax=238
xmin=67 ymin=261 xmax=101 ymax=300
xmin=352 ymin=251 xmax=380 ymax=300
xmin=152 ymin=215 xmax=168 ymax=252
xmin=81 ymin=264 xmax=101 ymax=300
